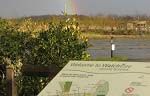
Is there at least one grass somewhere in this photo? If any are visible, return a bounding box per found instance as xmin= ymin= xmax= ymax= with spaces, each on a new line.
xmin=91 ymin=56 xmax=128 ymax=61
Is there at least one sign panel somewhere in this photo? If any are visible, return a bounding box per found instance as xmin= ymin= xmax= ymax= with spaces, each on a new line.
xmin=38 ymin=61 xmax=150 ymax=96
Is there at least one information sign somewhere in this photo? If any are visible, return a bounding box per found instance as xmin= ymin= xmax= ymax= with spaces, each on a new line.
xmin=38 ymin=61 xmax=150 ymax=96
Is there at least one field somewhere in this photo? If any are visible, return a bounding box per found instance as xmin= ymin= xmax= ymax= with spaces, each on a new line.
xmin=1 ymin=15 xmax=150 ymax=37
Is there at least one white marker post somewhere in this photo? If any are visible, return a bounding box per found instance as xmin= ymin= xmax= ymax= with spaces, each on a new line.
xmin=111 ymin=37 xmax=115 ymax=58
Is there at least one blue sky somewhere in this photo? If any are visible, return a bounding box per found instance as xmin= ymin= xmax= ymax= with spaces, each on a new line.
xmin=0 ymin=0 xmax=150 ymax=18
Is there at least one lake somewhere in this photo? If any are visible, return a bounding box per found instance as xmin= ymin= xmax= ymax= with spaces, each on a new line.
xmin=87 ymin=38 xmax=150 ymax=61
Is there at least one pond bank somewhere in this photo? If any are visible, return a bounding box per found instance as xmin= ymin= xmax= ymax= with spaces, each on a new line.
xmin=81 ymin=33 xmax=150 ymax=39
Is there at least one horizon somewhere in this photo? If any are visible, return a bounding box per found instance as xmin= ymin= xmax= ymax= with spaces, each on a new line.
xmin=2 ymin=14 xmax=150 ymax=19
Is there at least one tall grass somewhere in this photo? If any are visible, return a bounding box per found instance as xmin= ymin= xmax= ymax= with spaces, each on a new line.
xmin=91 ymin=56 xmax=128 ymax=61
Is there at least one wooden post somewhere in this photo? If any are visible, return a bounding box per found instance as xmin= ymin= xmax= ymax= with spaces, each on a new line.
xmin=6 ymin=66 xmax=15 ymax=96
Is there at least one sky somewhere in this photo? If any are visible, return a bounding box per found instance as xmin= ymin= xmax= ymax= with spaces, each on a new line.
xmin=0 ymin=0 xmax=150 ymax=18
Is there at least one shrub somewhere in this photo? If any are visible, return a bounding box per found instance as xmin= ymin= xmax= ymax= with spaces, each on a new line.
xmin=0 ymin=18 xmax=89 ymax=96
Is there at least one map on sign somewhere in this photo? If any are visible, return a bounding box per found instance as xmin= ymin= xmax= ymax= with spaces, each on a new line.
xmin=38 ymin=61 xmax=150 ymax=96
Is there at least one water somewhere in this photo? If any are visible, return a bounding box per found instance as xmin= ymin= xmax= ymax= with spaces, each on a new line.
xmin=87 ymin=38 xmax=150 ymax=61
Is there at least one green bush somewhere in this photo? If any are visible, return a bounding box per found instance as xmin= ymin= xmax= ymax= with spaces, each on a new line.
xmin=0 ymin=18 xmax=89 ymax=96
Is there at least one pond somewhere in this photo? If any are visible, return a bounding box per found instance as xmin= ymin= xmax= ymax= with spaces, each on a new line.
xmin=87 ymin=38 xmax=150 ymax=61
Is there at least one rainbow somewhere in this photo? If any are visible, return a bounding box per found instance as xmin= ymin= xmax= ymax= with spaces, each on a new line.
xmin=65 ymin=0 xmax=78 ymax=15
